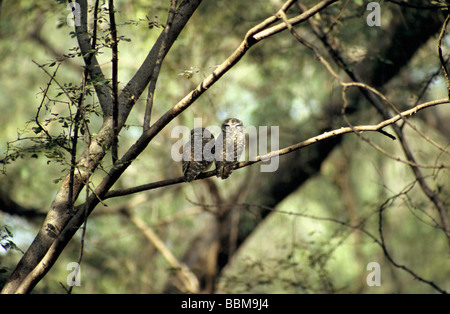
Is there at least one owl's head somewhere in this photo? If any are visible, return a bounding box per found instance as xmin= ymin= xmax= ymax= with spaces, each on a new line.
xmin=221 ymin=118 xmax=244 ymax=133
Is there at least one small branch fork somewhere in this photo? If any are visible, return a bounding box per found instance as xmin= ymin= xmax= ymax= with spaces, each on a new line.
xmin=5 ymin=0 xmax=449 ymax=294
xmin=281 ymin=0 xmax=450 ymax=247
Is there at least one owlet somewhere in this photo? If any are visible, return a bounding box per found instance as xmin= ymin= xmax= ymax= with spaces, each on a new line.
xmin=215 ymin=118 xmax=245 ymax=179
xmin=182 ymin=127 xmax=215 ymax=182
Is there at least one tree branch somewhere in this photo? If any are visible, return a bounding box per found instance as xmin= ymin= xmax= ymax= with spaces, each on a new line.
xmin=143 ymin=0 xmax=178 ymax=132
xmin=1 ymin=0 xmax=204 ymax=294
xmin=438 ymin=12 xmax=450 ymax=99
xmin=73 ymin=0 xmax=113 ymax=116
xmin=302 ymin=6 xmax=450 ymax=247
xmin=0 ymin=193 xmax=45 ymax=220
xmin=249 ymin=202 xmax=447 ymax=293
xmin=377 ymin=197 xmax=447 ymax=294
xmin=122 ymin=208 xmax=199 ymax=293
xmin=104 ymin=98 xmax=449 ymax=199
xmin=109 ymin=0 xmax=119 ymax=164
xmin=92 ymin=0 xmax=340 ymax=206
xmin=385 ymin=0 xmax=449 ymax=10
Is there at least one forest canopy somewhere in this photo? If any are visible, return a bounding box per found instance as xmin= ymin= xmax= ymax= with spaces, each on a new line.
xmin=0 ymin=0 xmax=449 ymax=294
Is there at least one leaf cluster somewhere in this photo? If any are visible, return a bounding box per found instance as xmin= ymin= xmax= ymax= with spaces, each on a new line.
xmin=0 ymin=225 xmax=23 ymax=255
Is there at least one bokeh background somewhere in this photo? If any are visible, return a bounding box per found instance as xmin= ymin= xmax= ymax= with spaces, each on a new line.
xmin=0 ymin=0 xmax=449 ymax=293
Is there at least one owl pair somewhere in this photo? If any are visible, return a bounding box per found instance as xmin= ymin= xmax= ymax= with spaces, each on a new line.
xmin=182 ymin=118 xmax=245 ymax=182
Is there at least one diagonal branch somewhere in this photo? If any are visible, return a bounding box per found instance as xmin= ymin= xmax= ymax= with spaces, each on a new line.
xmin=117 ymin=0 xmax=204 ymax=124
xmin=377 ymin=198 xmax=447 ymax=294
xmin=93 ymin=0 xmax=341 ymax=205
xmin=438 ymin=12 xmax=450 ymax=98
xmin=0 ymin=0 xmax=343 ymax=294
xmin=1 ymin=0 xmax=204 ymax=295
xmin=385 ymin=0 xmax=449 ymax=10
xmin=143 ymin=0 xmax=178 ymax=132
xmin=122 ymin=207 xmax=199 ymax=293
xmin=73 ymin=0 xmax=113 ymax=116
xmin=103 ymin=98 xmax=449 ymax=199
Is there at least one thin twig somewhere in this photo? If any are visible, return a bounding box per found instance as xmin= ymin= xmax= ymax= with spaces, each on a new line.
xmin=193 ymin=197 xmax=447 ymax=294
xmin=91 ymin=0 xmax=100 ymax=52
xmin=32 ymin=61 xmax=77 ymax=114
xmin=2 ymin=0 xmax=205 ymax=294
xmin=299 ymin=4 xmax=450 ymax=247
xmin=67 ymin=178 xmax=90 ymax=294
xmin=377 ymin=198 xmax=447 ymax=294
xmin=385 ymin=0 xmax=449 ymax=10
xmin=438 ymin=12 xmax=450 ymax=99
xmin=68 ymin=83 xmax=85 ymax=215
xmin=35 ymin=63 xmax=62 ymax=142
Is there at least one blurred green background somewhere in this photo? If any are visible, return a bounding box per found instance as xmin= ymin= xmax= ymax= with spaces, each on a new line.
xmin=0 ymin=0 xmax=449 ymax=293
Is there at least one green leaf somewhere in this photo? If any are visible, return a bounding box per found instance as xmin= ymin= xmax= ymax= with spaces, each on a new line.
xmin=32 ymin=126 xmax=43 ymax=134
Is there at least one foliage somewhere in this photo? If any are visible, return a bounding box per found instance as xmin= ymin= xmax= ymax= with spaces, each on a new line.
xmin=0 ymin=225 xmax=23 ymax=279
xmin=0 ymin=0 xmax=449 ymax=294
xmin=0 ymin=225 xmax=22 ymax=254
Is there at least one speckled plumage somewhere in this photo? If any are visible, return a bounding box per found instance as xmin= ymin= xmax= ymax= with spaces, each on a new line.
xmin=215 ymin=118 xmax=245 ymax=180
xmin=182 ymin=128 xmax=215 ymax=182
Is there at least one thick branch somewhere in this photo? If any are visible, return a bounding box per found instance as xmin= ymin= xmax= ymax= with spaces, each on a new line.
xmin=0 ymin=193 xmax=45 ymax=220
xmin=1 ymin=0 xmax=204 ymax=294
xmin=117 ymin=0 xmax=204 ymax=124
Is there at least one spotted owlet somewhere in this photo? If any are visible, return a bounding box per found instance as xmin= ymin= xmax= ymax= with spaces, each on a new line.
xmin=215 ymin=118 xmax=245 ymax=180
xmin=182 ymin=127 xmax=215 ymax=182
